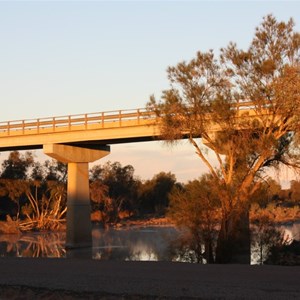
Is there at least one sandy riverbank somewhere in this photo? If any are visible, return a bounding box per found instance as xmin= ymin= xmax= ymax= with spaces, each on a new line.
xmin=0 ymin=258 xmax=300 ymax=299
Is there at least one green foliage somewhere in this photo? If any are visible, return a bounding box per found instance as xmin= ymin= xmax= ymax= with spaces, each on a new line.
xmin=250 ymin=177 xmax=282 ymax=207
xmin=0 ymin=152 xmax=67 ymax=231
xmin=148 ymin=14 xmax=300 ymax=263
xmin=251 ymin=214 xmax=284 ymax=265
xmin=0 ymin=151 xmax=34 ymax=180
xmin=90 ymin=179 xmax=117 ymax=224
xmin=101 ymin=161 xmax=138 ymax=211
xmin=90 ymin=161 xmax=140 ymax=224
xmin=265 ymin=240 xmax=300 ymax=266
xmin=168 ymin=174 xmax=221 ymax=263
xmin=290 ymin=180 xmax=300 ymax=203
xmin=42 ymin=160 xmax=67 ymax=183
xmin=138 ymin=172 xmax=177 ymax=215
xmin=90 ymin=165 xmax=178 ymax=223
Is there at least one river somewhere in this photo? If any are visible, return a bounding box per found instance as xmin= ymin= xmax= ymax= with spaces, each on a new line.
xmin=0 ymin=223 xmax=299 ymax=264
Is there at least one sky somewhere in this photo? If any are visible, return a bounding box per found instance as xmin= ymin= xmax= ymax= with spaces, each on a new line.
xmin=0 ymin=0 xmax=300 ymax=185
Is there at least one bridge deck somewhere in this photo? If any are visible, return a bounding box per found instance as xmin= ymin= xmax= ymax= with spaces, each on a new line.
xmin=0 ymin=109 xmax=160 ymax=151
xmin=0 ymin=102 xmax=260 ymax=151
xmin=0 ymin=108 xmax=155 ymax=136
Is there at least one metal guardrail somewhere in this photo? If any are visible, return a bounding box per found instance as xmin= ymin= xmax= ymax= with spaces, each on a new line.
xmin=0 ymin=101 xmax=255 ymax=137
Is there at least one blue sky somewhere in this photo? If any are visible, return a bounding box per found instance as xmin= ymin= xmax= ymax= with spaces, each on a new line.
xmin=0 ymin=1 xmax=299 ymax=185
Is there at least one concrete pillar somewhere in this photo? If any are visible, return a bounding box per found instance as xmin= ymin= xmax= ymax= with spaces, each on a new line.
xmin=66 ymin=162 xmax=91 ymax=248
xmin=43 ymin=144 xmax=110 ymax=249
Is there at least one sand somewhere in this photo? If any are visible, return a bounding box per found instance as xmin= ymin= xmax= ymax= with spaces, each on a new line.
xmin=0 ymin=258 xmax=299 ymax=299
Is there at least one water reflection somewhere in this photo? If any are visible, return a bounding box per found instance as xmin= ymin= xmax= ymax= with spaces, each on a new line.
xmin=0 ymin=226 xmax=179 ymax=261
xmin=92 ymin=226 xmax=178 ymax=261
xmin=0 ymin=224 xmax=299 ymax=263
xmin=280 ymin=222 xmax=300 ymax=241
xmin=0 ymin=231 xmax=66 ymax=258
xmin=251 ymin=222 xmax=300 ymax=265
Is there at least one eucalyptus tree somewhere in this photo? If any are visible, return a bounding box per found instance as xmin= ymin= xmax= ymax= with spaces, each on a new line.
xmin=43 ymin=159 xmax=67 ymax=183
xmin=0 ymin=151 xmax=34 ymax=180
xmin=138 ymin=171 xmax=177 ymax=214
xmin=90 ymin=161 xmax=140 ymax=222
xmin=148 ymin=15 xmax=300 ymax=263
xmin=168 ymin=174 xmax=220 ymax=263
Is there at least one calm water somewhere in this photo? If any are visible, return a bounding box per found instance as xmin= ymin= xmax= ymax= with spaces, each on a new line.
xmin=1 ymin=223 xmax=299 ymax=263
xmin=0 ymin=226 xmax=179 ymax=261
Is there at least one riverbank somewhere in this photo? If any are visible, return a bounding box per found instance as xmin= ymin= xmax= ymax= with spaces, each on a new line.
xmin=114 ymin=216 xmax=174 ymax=228
xmin=2 ymin=205 xmax=300 ymax=234
xmin=0 ymin=258 xmax=300 ymax=299
xmin=72 ymin=206 xmax=300 ymax=230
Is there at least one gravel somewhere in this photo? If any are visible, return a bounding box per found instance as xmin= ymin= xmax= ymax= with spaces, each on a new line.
xmin=0 ymin=258 xmax=299 ymax=299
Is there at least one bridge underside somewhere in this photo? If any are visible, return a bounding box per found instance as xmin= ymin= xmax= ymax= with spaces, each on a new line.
xmin=0 ymin=136 xmax=159 ymax=152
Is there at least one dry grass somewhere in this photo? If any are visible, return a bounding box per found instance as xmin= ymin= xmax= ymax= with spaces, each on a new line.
xmin=0 ymin=215 xmax=20 ymax=234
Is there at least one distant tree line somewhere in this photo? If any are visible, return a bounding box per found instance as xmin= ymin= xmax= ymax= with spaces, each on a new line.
xmin=89 ymin=161 xmax=178 ymax=224
xmin=1 ymin=151 xmax=300 ymax=223
xmin=0 ymin=151 xmax=178 ymax=228
xmin=0 ymin=150 xmax=299 ymax=264
xmin=0 ymin=151 xmax=300 ymax=222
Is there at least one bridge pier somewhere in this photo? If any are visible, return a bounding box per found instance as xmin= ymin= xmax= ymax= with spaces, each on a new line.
xmin=43 ymin=144 xmax=110 ymax=249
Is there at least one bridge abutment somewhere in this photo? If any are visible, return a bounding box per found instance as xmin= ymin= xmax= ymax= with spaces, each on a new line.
xmin=43 ymin=144 xmax=110 ymax=249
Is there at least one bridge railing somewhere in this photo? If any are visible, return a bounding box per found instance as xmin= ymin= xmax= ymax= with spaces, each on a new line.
xmin=0 ymin=101 xmax=256 ymax=137
xmin=0 ymin=108 xmax=156 ymax=136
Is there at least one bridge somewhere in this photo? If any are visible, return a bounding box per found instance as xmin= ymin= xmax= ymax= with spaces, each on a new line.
xmin=0 ymin=108 xmax=160 ymax=151
xmin=0 ymin=103 xmax=258 ymax=249
xmin=0 ymin=108 xmax=162 ymax=249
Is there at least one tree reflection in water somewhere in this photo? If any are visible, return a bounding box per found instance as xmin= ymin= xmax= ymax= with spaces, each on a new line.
xmin=92 ymin=227 xmax=178 ymax=261
xmin=0 ymin=227 xmax=179 ymax=260
xmin=0 ymin=232 xmax=66 ymax=258
xmin=0 ymin=224 xmax=298 ymax=263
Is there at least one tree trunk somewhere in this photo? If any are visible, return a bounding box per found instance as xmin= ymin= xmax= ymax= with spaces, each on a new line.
xmin=204 ymin=238 xmax=215 ymax=264
xmin=215 ymin=207 xmax=250 ymax=264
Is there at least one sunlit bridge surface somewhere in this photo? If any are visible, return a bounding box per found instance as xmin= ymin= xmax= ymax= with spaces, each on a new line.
xmin=0 ymin=101 xmax=258 ymax=151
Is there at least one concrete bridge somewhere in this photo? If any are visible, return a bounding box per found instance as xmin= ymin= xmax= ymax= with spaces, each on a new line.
xmin=0 ymin=108 xmax=161 ymax=249
xmin=0 ymin=103 xmax=258 ymax=249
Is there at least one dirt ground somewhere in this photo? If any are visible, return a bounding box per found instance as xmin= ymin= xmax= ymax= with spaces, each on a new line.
xmin=0 ymin=258 xmax=300 ymax=299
